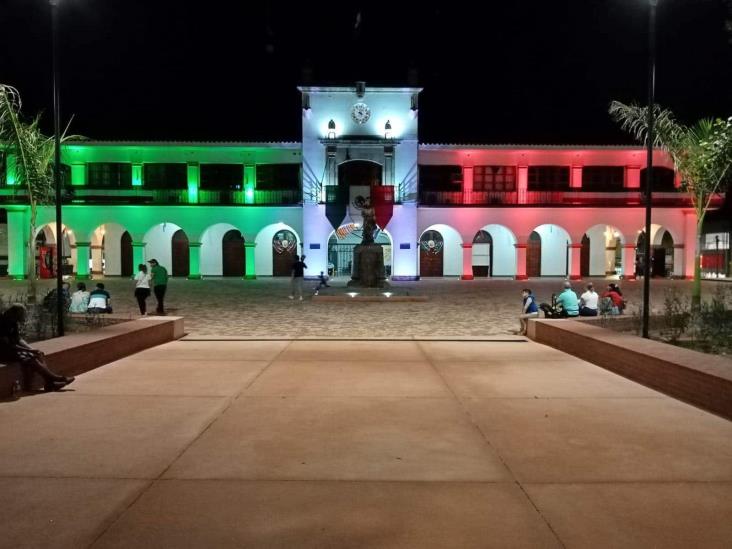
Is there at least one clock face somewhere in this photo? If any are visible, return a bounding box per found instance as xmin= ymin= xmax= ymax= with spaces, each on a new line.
xmin=351 ymin=102 xmax=371 ymax=124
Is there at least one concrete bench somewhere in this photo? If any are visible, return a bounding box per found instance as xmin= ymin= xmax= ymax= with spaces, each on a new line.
xmin=527 ymin=318 xmax=732 ymax=420
xmin=0 ymin=316 xmax=184 ymax=398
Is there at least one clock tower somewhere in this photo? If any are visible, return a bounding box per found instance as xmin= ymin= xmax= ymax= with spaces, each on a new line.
xmin=299 ymin=83 xmax=422 ymax=280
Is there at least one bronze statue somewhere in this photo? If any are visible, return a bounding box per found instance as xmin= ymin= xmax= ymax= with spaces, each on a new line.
xmin=353 ymin=195 xmax=376 ymax=244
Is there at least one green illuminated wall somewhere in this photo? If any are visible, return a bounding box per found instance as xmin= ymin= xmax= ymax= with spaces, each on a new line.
xmin=5 ymin=154 xmax=17 ymax=185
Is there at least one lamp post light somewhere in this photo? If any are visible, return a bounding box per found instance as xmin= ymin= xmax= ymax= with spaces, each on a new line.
xmin=327 ymin=119 xmax=336 ymax=139
xmin=384 ymin=120 xmax=392 ymax=139
xmin=641 ymin=0 xmax=658 ymax=339
xmin=50 ymin=0 xmax=64 ymax=337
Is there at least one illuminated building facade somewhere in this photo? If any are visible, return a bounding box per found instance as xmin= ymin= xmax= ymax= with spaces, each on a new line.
xmin=1 ymin=84 xmax=720 ymax=281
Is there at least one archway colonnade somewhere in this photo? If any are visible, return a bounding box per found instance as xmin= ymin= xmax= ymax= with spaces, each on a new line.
xmin=416 ymin=208 xmax=694 ymax=280
xmin=2 ymin=205 xmax=303 ymax=279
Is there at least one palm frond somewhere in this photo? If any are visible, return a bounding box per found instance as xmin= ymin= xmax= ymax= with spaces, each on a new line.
xmin=608 ymin=100 xmax=684 ymax=153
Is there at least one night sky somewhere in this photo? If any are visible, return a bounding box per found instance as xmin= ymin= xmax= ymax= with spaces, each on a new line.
xmin=1 ymin=0 xmax=731 ymax=144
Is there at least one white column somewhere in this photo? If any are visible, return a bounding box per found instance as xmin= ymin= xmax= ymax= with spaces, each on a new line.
xmin=683 ymin=212 xmax=697 ymax=279
xmin=460 ymin=243 xmax=473 ymax=280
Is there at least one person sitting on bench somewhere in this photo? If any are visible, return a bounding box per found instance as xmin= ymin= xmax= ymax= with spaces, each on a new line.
xmin=87 ymin=283 xmax=112 ymax=314
xmin=0 ymin=304 xmax=74 ymax=392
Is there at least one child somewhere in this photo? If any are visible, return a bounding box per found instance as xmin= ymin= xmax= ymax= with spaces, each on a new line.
xmin=518 ymin=288 xmax=539 ymax=335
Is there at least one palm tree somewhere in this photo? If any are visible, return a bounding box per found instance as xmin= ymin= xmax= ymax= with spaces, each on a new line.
xmin=609 ymin=101 xmax=732 ymax=307
xmin=0 ymin=84 xmax=79 ymax=298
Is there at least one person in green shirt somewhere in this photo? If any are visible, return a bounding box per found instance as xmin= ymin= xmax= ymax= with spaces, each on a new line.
xmin=555 ymin=281 xmax=580 ymax=317
xmin=148 ymin=259 xmax=169 ymax=315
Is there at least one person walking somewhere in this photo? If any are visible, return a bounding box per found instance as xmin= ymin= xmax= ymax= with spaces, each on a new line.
xmin=134 ymin=263 xmax=152 ymax=315
xmin=148 ymin=259 xmax=168 ymax=315
xmin=289 ymin=255 xmax=307 ymax=301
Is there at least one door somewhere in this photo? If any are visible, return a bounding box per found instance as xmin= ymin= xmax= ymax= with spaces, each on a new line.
xmin=120 ymin=231 xmax=133 ymax=277
xmin=652 ymin=248 xmax=666 ymax=277
xmin=222 ymin=230 xmax=245 ymax=277
xmin=580 ymin=234 xmax=590 ymax=277
xmin=171 ymin=229 xmax=189 ymax=277
xmin=419 ymin=230 xmax=444 ymax=277
xmin=472 ymin=230 xmax=492 ymax=277
xmin=527 ymin=231 xmax=541 ymax=277
xmin=272 ymin=229 xmax=297 ymax=276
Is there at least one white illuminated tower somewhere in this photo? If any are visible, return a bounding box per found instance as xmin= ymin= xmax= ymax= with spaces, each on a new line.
xmin=299 ymin=84 xmax=422 ymax=280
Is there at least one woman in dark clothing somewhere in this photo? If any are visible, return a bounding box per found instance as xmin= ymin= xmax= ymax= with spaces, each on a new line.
xmin=0 ymin=305 xmax=74 ymax=391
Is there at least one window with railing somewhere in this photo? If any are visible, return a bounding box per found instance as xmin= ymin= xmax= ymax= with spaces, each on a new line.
xmin=256 ymin=163 xmax=300 ymax=190
xmin=200 ymin=164 xmax=244 ymax=190
xmin=419 ymin=165 xmax=462 ymax=191
xmin=528 ymin=166 xmax=569 ymax=191
xmin=87 ymin=163 xmax=132 ymax=188
xmin=473 ymin=165 xmax=516 ymax=192
xmin=581 ymin=166 xmax=625 ymax=192
xmin=641 ymin=167 xmax=677 ymax=192
xmin=143 ymin=163 xmax=187 ymax=189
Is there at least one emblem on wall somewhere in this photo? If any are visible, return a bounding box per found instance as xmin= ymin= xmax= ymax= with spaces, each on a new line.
xmin=272 ymin=230 xmax=297 ymax=254
xmin=420 ymin=231 xmax=444 ymax=255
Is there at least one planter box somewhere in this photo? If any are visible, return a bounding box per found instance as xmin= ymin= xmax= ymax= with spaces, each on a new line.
xmin=0 ymin=316 xmax=184 ymax=398
xmin=527 ymin=318 xmax=732 ymax=420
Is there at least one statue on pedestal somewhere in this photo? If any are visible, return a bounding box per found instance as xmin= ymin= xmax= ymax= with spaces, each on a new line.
xmin=348 ymin=195 xmax=388 ymax=288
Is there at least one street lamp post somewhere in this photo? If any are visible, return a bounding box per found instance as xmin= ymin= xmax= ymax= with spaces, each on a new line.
xmin=50 ymin=0 xmax=64 ymax=336
xmin=642 ymin=0 xmax=658 ymax=339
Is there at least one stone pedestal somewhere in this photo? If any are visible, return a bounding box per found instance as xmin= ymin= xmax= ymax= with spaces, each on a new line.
xmin=348 ymin=243 xmax=389 ymax=288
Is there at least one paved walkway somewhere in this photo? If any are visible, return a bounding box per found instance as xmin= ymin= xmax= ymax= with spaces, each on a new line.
xmin=1 ymin=277 xmax=723 ymax=338
xmin=0 ymin=339 xmax=730 ymax=548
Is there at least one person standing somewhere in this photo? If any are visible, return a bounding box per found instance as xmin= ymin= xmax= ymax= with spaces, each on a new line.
xmin=289 ymin=255 xmax=307 ymax=301
xmin=148 ymin=259 xmax=169 ymax=315
xmin=134 ymin=263 xmax=152 ymax=315
xmin=579 ymin=282 xmax=599 ymax=316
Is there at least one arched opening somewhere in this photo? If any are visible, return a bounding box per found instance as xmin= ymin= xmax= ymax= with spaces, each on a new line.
xmin=582 ymin=225 xmax=624 ymax=277
xmin=34 ymin=224 xmax=74 ymax=279
xmin=272 ymin=228 xmax=298 ymax=276
xmin=222 ymin=229 xmax=245 ymax=277
xmin=328 ymin=229 xmax=392 ymax=278
xmin=637 ymin=227 xmax=675 ymax=277
xmin=419 ymin=230 xmax=444 ymax=277
xmin=90 ymin=222 xmax=129 ymax=276
xmin=476 ymin=224 xmax=517 ymax=277
xmin=171 ymin=229 xmax=190 ymax=277
xmin=527 ymin=231 xmax=541 ymax=278
xmin=254 ymin=223 xmax=302 ymax=277
xmin=580 ymin=234 xmax=590 ymax=277
xmin=530 ymin=224 xmax=572 ymax=277
xmin=120 ymin=231 xmax=133 ymax=277
xmin=654 ymin=230 xmax=674 ymax=277
xmin=338 ymin=160 xmax=383 ymax=187
xmin=472 ymin=230 xmax=492 ymax=277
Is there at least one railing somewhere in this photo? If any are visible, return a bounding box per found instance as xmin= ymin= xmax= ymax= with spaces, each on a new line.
xmin=0 ymin=187 xmax=302 ymax=206
xmin=418 ymin=189 xmax=724 ymax=207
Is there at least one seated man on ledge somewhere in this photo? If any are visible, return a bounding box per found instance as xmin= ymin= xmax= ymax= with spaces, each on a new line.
xmin=0 ymin=305 xmax=74 ymax=392
xmin=555 ymin=281 xmax=580 ymax=318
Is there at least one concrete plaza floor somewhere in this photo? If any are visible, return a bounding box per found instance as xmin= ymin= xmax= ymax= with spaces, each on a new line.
xmin=0 ymin=338 xmax=730 ymax=548
xmin=1 ymin=276 xmax=726 ymax=338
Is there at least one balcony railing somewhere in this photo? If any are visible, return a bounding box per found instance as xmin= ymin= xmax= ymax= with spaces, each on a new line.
xmin=418 ymin=189 xmax=724 ymax=208
xmin=0 ymin=187 xmax=302 ymax=206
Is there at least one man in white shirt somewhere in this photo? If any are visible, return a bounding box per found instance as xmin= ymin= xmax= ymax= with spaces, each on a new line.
xmin=579 ymin=282 xmax=599 ymax=317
